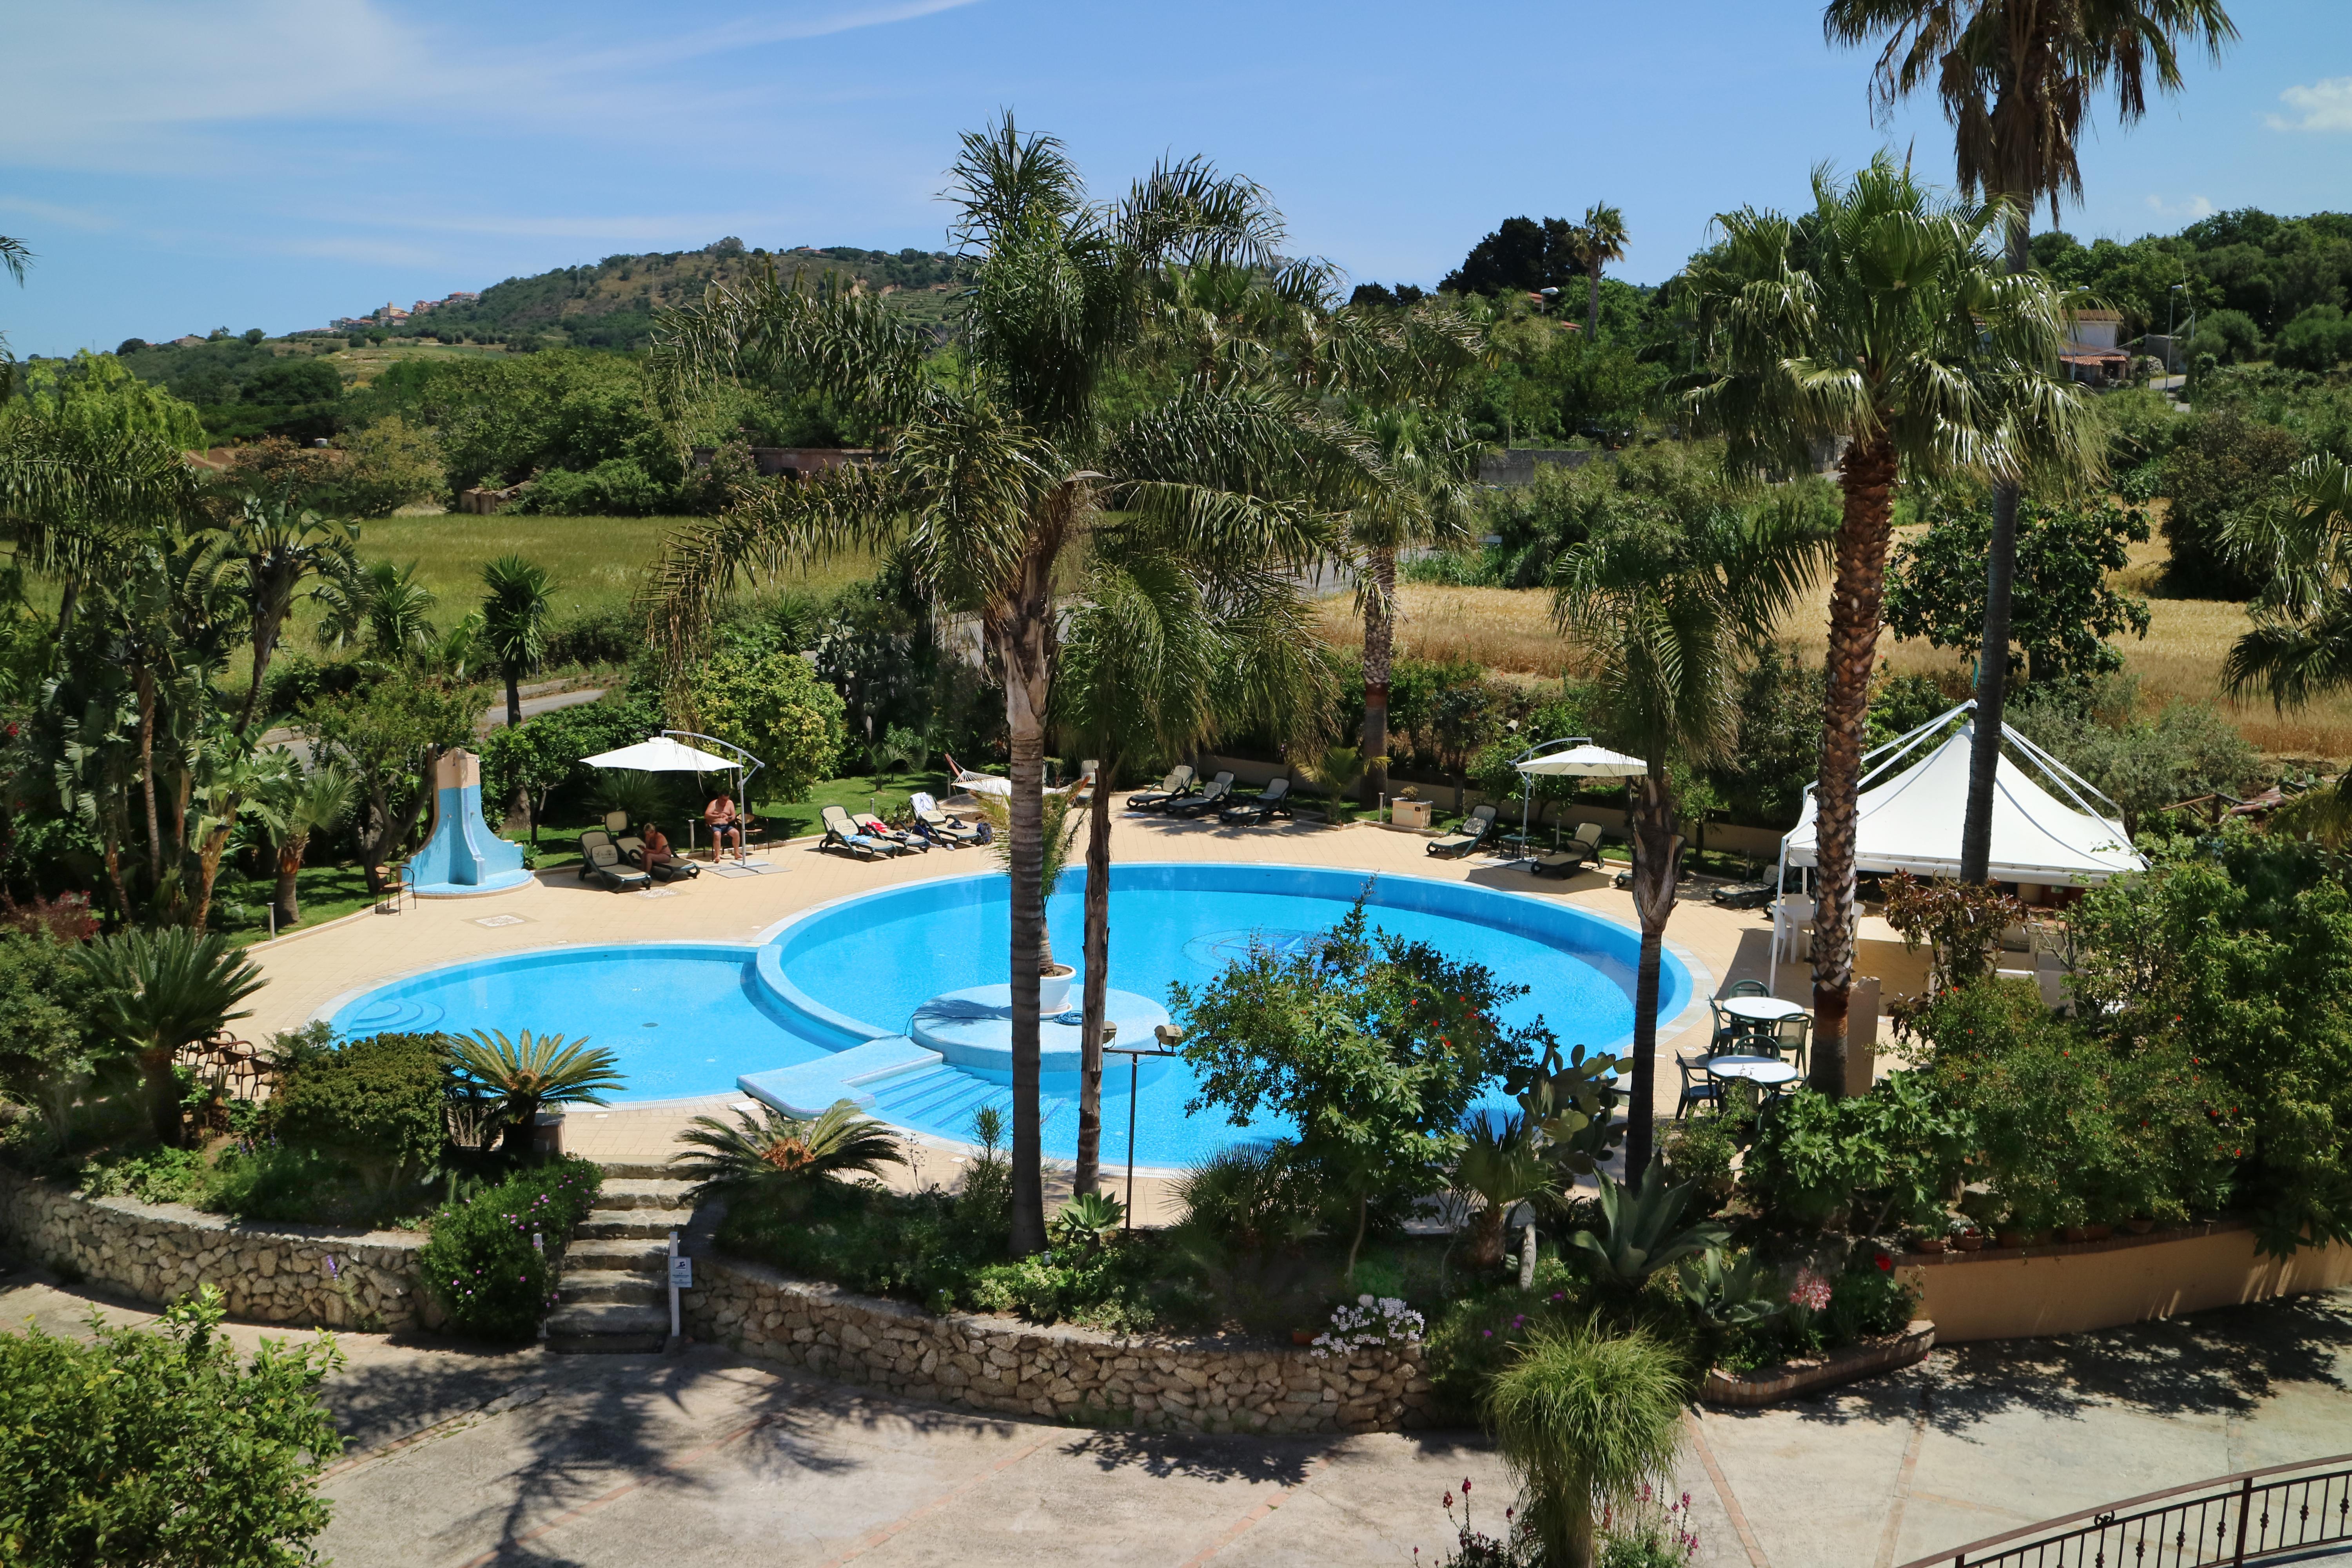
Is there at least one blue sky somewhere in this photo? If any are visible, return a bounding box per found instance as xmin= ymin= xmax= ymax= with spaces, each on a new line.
xmin=2 ymin=0 xmax=2347 ymax=356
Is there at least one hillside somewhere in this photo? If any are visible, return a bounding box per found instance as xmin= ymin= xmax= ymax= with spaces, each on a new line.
xmin=347 ymin=237 xmax=968 ymax=351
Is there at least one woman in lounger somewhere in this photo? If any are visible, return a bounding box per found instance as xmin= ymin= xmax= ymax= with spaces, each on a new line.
xmin=704 ymin=792 xmax=744 ymax=862
xmin=642 ymin=821 xmax=677 ymax=873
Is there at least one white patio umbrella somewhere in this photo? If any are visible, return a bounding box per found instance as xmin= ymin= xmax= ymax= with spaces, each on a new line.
xmin=581 ymin=731 xmax=765 ymax=853
xmin=1505 ymin=738 xmax=1651 ymax=862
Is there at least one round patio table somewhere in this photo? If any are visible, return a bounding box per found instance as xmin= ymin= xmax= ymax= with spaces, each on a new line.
xmin=1704 ymin=1054 xmax=1802 ymax=1091
xmin=1721 ymin=995 xmax=1807 ymax=1025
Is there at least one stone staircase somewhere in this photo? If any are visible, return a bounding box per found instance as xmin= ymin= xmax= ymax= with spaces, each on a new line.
xmin=543 ymin=1169 xmax=695 ymax=1354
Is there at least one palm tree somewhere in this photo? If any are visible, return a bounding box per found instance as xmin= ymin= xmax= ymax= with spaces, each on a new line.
xmin=255 ymin=761 xmax=356 ymax=927
xmin=187 ymin=742 xmax=289 ymax=934
xmin=445 ymin=1030 xmax=625 ymax=1155
xmin=1316 ymin=300 xmax=1490 ymax=805
xmin=201 ymin=492 xmax=359 ymax=733
xmin=76 ymin=927 xmax=266 ymax=1145
xmin=480 ymin=554 xmax=554 ymax=732
xmin=1451 ymin=1112 xmax=1556 ymax=1269
xmin=0 ymin=420 xmax=195 ymax=643
xmin=1551 ymin=481 xmax=1829 ymax=1174
xmin=646 ymin=117 xmax=1367 ymax=1254
xmin=1483 ymin=1315 xmax=1688 ymax=1568
xmin=1679 ymin=154 xmax=2085 ymax=1092
xmin=1572 ymin=202 xmax=1629 ymax=340
xmin=669 ymin=1100 xmax=905 ymax=1210
xmin=1053 ymin=548 xmax=1330 ymax=1193
xmin=0 ymin=233 xmax=27 ymax=369
xmin=1825 ymin=0 xmax=2237 ymax=886
xmin=317 ymin=559 xmax=438 ymax=663
xmin=2221 ymin=453 xmax=2352 ymax=839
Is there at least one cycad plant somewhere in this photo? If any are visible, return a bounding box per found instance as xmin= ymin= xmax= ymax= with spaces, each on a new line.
xmin=445 ymin=1030 xmax=625 ymax=1156
xmin=647 ymin=116 xmax=1368 ymax=1254
xmin=76 ymin=927 xmax=267 ymax=1145
xmin=1679 ymin=154 xmax=2086 ymax=1089
xmin=1484 ymin=1315 xmax=1688 ymax=1568
xmin=670 ymin=1100 xmax=905 ymax=1211
xmin=1451 ymin=1112 xmax=1556 ymax=1270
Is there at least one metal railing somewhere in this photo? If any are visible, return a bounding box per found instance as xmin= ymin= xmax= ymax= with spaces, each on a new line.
xmin=1900 ymin=1455 xmax=2352 ymax=1568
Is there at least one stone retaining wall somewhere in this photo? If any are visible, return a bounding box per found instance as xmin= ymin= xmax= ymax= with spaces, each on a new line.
xmin=0 ymin=1166 xmax=436 ymax=1332
xmin=686 ymin=1254 xmax=1433 ymax=1434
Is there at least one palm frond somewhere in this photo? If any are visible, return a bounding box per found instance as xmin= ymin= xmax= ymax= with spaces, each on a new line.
xmin=669 ymin=1100 xmax=906 ymax=1205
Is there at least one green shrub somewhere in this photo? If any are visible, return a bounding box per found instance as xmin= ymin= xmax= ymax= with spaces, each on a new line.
xmin=1421 ymin=1257 xmax=1587 ymax=1416
xmin=200 ymin=1143 xmax=357 ymax=1223
xmin=0 ymin=1285 xmax=343 ymax=1568
xmin=75 ymin=1145 xmax=208 ymax=1205
xmin=1741 ymin=1069 xmax=1975 ymax=1234
xmin=419 ymin=1159 xmax=603 ymax=1341
xmin=272 ymin=1031 xmax=450 ymax=1192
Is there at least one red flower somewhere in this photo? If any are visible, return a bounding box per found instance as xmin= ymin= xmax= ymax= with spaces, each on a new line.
xmin=1875 ymin=1252 xmax=1893 ymax=1271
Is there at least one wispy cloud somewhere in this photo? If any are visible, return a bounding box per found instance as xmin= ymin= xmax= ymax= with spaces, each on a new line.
xmin=2266 ymin=77 xmax=2352 ymax=133
xmin=2146 ymin=193 xmax=2215 ymax=221
xmin=0 ymin=196 xmax=120 ymax=232
xmin=558 ymin=0 xmax=983 ymax=74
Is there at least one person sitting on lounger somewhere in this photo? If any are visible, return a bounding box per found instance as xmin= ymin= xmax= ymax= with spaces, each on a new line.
xmin=704 ymin=791 xmax=744 ymax=862
xmin=642 ymin=822 xmax=677 ymax=872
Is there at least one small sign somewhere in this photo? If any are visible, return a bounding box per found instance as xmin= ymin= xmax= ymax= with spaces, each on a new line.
xmin=668 ymin=1256 xmax=693 ymax=1290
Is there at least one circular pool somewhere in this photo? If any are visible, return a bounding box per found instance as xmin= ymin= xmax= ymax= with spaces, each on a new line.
xmin=328 ymin=862 xmax=1690 ymax=1167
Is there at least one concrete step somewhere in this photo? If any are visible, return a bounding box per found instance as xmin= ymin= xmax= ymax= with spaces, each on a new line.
xmin=564 ymin=1238 xmax=668 ymax=1273
xmin=543 ymin=1301 xmax=670 ymax=1355
xmin=575 ymin=1212 xmax=676 ymax=1240
xmin=595 ymin=1179 xmax=697 ymax=1211
xmin=596 ymin=1161 xmax=679 ymax=1181
xmin=559 ymin=1269 xmax=665 ymax=1307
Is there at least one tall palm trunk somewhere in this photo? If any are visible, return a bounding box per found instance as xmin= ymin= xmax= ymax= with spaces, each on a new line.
xmin=1812 ymin=437 xmax=1899 ymax=1094
xmin=191 ymin=824 xmax=233 ymax=934
xmin=1360 ymin=546 xmax=1398 ymax=805
xmin=999 ymin=540 xmax=1059 ymax=1258
xmin=139 ymin=1045 xmax=182 ymax=1147
xmin=238 ymin=604 xmax=287 ymax=736
xmin=134 ymin=669 xmax=162 ymax=892
xmin=1585 ymin=267 xmax=1602 ymax=341
xmin=1962 ymin=218 xmax=2035 ymax=884
xmin=274 ymin=834 xmax=308 ymax=927
xmin=1623 ymin=770 xmax=1678 ymax=1180
xmin=1075 ymin=773 xmax=1113 ymax=1196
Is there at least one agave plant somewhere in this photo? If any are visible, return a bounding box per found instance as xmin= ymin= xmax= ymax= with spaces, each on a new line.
xmin=1567 ymin=1162 xmax=1729 ymax=1293
xmin=1451 ymin=1112 xmax=1556 ymax=1270
xmin=1047 ymin=1189 xmax=1127 ymax=1250
xmin=670 ymin=1099 xmax=905 ymax=1210
xmin=445 ymin=1029 xmax=625 ymax=1155
xmin=1675 ymin=1248 xmax=1782 ymax=1330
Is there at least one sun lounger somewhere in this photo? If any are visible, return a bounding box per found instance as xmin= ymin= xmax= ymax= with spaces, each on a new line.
xmin=1531 ymin=822 xmax=1607 ymax=878
xmin=1220 ymin=776 xmax=1292 ymax=825
xmin=1126 ymin=765 xmax=1195 ymax=812
xmin=1165 ymin=773 xmax=1235 ymax=818
xmin=819 ymin=805 xmax=900 ymax=860
xmin=577 ymin=830 xmax=652 ymax=891
xmin=909 ymin=791 xmax=982 ymax=846
xmin=618 ymin=834 xmax=699 ymax=882
xmin=1426 ymin=803 xmax=1499 ymax=859
xmin=855 ymin=811 xmax=927 ymax=853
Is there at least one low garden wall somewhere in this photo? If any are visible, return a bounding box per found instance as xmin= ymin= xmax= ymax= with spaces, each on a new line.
xmin=685 ymin=1254 xmax=1434 ymax=1434
xmin=0 ymin=1166 xmax=436 ymax=1333
xmin=1903 ymin=1221 xmax=2352 ymax=1343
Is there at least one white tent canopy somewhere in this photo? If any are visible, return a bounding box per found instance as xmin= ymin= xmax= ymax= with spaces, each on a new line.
xmin=1515 ymin=742 xmax=1648 ymax=779
xmin=580 ymin=736 xmax=745 ymax=773
xmin=1780 ymin=711 xmax=2143 ymax=886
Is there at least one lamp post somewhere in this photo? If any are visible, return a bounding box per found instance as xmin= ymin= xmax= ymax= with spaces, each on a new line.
xmin=1106 ymin=1023 xmax=1182 ymax=1228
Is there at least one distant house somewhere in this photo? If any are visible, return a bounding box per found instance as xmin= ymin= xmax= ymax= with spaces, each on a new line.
xmin=2061 ymin=308 xmax=2131 ymax=386
xmin=443 ymin=291 xmax=478 ymax=303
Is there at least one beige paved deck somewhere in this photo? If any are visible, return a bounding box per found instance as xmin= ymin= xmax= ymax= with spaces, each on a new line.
xmin=250 ymin=814 xmax=1865 ymax=1203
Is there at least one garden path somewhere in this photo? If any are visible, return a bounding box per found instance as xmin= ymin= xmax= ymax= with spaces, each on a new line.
xmin=3 ymin=1263 xmax=2344 ymax=1568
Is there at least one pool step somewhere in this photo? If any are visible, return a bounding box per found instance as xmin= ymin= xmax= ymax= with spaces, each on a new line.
xmin=865 ymin=1065 xmax=1067 ymax=1138
xmin=739 ymin=1035 xmax=940 ymax=1117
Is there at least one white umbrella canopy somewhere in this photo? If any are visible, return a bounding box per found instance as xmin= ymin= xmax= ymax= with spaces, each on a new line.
xmin=580 ymin=737 xmax=744 ymax=773
xmin=1515 ymin=743 xmax=1649 ymax=779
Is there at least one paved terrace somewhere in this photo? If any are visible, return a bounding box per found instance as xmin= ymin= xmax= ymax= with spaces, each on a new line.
xmin=2 ymin=1266 xmax=2344 ymax=1568
xmin=250 ymin=812 xmax=1862 ymax=1210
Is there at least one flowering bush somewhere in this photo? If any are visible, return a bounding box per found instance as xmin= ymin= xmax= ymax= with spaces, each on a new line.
xmin=1311 ymin=1292 xmax=1426 ymax=1358
xmin=419 ymin=1159 xmax=603 ymax=1340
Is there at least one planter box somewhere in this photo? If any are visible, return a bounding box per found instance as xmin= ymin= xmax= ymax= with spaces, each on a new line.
xmin=1700 ymin=1320 xmax=1935 ymax=1408
xmin=1389 ymin=800 xmax=1433 ymax=829
xmin=1898 ymin=1220 xmax=2352 ymax=1343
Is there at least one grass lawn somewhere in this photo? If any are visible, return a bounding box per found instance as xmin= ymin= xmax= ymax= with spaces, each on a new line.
xmin=214 ymin=865 xmax=377 ymax=948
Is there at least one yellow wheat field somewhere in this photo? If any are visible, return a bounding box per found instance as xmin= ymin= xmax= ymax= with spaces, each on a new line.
xmin=1317 ymin=538 xmax=2352 ymax=764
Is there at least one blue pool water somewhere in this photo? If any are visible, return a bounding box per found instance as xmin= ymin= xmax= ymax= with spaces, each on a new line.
xmin=330 ymin=862 xmax=1689 ymax=1167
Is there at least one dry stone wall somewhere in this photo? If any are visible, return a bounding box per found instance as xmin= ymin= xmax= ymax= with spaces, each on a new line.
xmin=686 ymin=1254 xmax=1434 ymax=1434
xmin=0 ymin=1167 xmax=436 ymax=1332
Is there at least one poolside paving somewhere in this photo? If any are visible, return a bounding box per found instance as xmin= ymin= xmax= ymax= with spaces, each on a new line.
xmin=250 ymin=811 xmax=1869 ymax=1190
xmin=4 ymin=1259 xmax=2344 ymax=1568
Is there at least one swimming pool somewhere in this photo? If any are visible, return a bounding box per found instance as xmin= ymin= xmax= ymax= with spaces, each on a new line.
xmin=328 ymin=862 xmax=1691 ymax=1167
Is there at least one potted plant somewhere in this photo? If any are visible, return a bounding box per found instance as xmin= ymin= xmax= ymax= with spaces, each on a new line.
xmin=1391 ymin=786 xmax=1431 ymax=831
